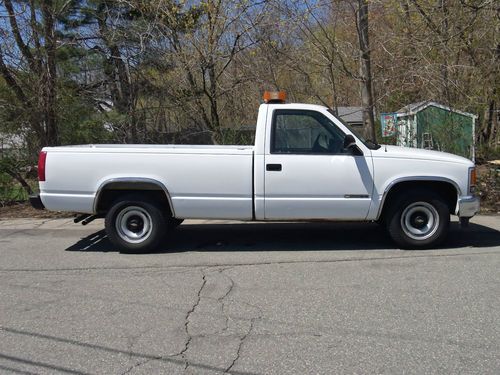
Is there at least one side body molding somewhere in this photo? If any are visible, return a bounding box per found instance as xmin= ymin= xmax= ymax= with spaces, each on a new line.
xmin=375 ymin=176 xmax=462 ymax=220
xmin=93 ymin=177 xmax=175 ymax=216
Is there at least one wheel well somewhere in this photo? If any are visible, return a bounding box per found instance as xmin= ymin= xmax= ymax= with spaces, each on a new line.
xmin=95 ymin=183 xmax=173 ymax=216
xmin=380 ymin=180 xmax=458 ymax=218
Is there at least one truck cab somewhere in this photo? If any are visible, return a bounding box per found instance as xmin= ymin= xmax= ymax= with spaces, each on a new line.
xmin=253 ymin=102 xmax=375 ymax=221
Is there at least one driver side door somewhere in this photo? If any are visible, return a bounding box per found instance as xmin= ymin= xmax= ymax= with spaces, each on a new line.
xmin=264 ymin=109 xmax=374 ymax=220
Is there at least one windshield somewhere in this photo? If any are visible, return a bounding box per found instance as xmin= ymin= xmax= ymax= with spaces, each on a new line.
xmin=326 ymin=108 xmax=380 ymax=150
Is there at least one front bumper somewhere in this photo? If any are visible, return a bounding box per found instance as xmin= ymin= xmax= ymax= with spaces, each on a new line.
xmin=29 ymin=194 xmax=45 ymax=210
xmin=457 ymin=196 xmax=480 ymax=218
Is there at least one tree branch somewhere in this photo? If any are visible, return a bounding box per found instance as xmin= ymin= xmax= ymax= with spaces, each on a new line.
xmin=4 ymin=0 xmax=40 ymax=73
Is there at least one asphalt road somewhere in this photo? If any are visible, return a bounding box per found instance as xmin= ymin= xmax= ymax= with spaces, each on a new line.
xmin=1 ymin=216 xmax=499 ymax=374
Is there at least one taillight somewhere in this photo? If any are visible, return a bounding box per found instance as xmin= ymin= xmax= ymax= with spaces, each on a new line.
xmin=38 ymin=151 xmax=47 ymax=181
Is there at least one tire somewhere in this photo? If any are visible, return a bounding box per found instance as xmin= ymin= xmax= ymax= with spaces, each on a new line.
xmin=385 ymin=189 xmax=450 ymax=249
xmin=105 ymin=195 xmax=168 ymax=253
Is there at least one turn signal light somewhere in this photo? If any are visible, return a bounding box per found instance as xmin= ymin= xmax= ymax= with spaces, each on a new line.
xmin=263 ymin=91 xmax=286 ymax=104
xmin=469 ymin=167 xmax=476 ymax=193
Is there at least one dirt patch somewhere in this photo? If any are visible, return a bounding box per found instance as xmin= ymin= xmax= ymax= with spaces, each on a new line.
xmin=0 ymin=202 xmax=76 ymax=219
xmin=477 ymin=163 xmax=500 ymax=214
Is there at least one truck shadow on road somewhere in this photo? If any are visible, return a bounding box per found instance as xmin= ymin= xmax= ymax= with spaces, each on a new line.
xmin=65 ymin=221 xmax=500 ymax=254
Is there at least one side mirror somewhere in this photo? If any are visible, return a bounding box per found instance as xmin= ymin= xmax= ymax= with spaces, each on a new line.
xmin=343 ymin=134 xmax=363 ymax=156
xmin=343 ymin=134 xmax=356 ymax=149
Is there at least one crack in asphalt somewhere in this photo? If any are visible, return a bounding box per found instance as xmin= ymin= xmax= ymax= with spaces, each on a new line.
xmin=121 ymin=357 xmax=159 ymax=375
xmin=224 ymin=318 xmax=256 ymax=374
xmin=1 ymin=250 xmax=498 ymax=274
xmin=120 ymin=326 xmax=157 ymax=374
xmin=224 ymin=300 xmax=263 ymax=374
xmin=179 ymin=269 xmax=207 ymax=372
xmin=173 ymin=267 xmax=261 ymax=374
xmin=0 ymin=323 xmax=262 ymax=375
xmin=218 ymin=268 xmax=235 ymax=335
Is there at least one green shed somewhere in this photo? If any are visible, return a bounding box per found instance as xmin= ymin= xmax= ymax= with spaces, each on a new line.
xmin=395 ymin=101 xmax=477 ymax=161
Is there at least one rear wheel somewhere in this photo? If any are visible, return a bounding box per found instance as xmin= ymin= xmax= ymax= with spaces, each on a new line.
xmin=386 ymin=190 xmax=450 ymax=249
xmin=105 ymin=195 xmax=168 ymax=253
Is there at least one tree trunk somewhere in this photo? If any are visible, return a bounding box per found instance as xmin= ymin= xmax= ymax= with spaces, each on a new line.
xmin=40 ymin=0 xmax=59 ymax=146
xmin=97 ymin=4 xmax=136 ymax=142
xmin=489 ymin=100 xmax=497 ymax=146
xmin=208 ymin=62 xmax=221 ymax=143
xmin=4 ymin=169 xmax=34 ymax=196
xmin=439 ymin=0 xmax=451 ymax=103
xmin=357 ymin=0 xmax=376 ymax=141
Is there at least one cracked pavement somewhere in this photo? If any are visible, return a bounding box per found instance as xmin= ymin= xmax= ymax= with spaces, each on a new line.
xmin=0 ymin=216 xmax=499 ymax=374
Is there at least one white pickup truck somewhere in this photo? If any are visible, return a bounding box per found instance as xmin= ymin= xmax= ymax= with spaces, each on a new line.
xmin=31 ymin=94 xmax=479 ymax=251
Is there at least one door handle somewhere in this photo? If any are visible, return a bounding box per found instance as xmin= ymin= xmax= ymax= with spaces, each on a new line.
xmin=266 ymin=163 xmax=282 ymax=171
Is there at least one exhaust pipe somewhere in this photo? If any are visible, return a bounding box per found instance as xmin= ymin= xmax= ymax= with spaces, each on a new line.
xmin=74 ymin=214 xmax=90 ymax=224
xmin=81 ymin=215 xmax=98 ymax=226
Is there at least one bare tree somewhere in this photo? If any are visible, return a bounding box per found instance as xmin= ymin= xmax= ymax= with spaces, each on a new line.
xmin=0 ymin=0 xmax=60 ymax=148
xmin=142 ymin=0 xmax=271 ymax=142
xmin=356 ymin=0 xmax=376 ymax=140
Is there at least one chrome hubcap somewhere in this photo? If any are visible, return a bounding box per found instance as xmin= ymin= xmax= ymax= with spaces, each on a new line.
xmin=401 ymin=202 xmax=439 ymax=241
xmin=115 ymin=206 xmax=153 ymax=244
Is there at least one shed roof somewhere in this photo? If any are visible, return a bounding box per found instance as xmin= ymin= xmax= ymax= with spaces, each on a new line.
xmin=396 ymin=101 xmax=477 ymax=119
xmin=336 ymin=106 xmax=363 ymax=123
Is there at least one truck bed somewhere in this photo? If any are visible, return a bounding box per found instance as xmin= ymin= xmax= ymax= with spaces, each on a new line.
xmin=40 ymin=144 xmax=255 ymax=219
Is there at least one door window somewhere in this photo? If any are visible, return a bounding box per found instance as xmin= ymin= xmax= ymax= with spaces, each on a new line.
xmin=271 ymin=110 xmax=346 ymax=154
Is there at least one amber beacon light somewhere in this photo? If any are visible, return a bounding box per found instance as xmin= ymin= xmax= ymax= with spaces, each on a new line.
xmin=263 ymin=91 xmax=286 ymax=104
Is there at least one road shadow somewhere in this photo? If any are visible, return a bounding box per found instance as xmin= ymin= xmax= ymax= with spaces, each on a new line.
xmin=65 ymin=221 xmax=500 ymax=254
xmin=0 ymin=326 xmax=257 ymax=375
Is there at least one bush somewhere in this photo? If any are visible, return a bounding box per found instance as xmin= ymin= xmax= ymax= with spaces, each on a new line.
xmin=477 ymin=164 xmax=500 ymax=213
xmin=476 ymin=145 xmax=500 ymax=164
xmin=0 ymin=155 xmax=37 ymax=205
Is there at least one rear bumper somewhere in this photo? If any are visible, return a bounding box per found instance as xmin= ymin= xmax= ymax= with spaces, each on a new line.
xmin=29 ymin=194 xmax=45 ymax=210
xmin=457 ymin=196 xmax=479 ymax=218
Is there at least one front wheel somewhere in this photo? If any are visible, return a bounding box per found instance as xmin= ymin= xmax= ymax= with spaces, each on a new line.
xmin=105 ymin=196 xmax=167 ymax=253
xmin=386 ymin=190 xmax=450 ymax=249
